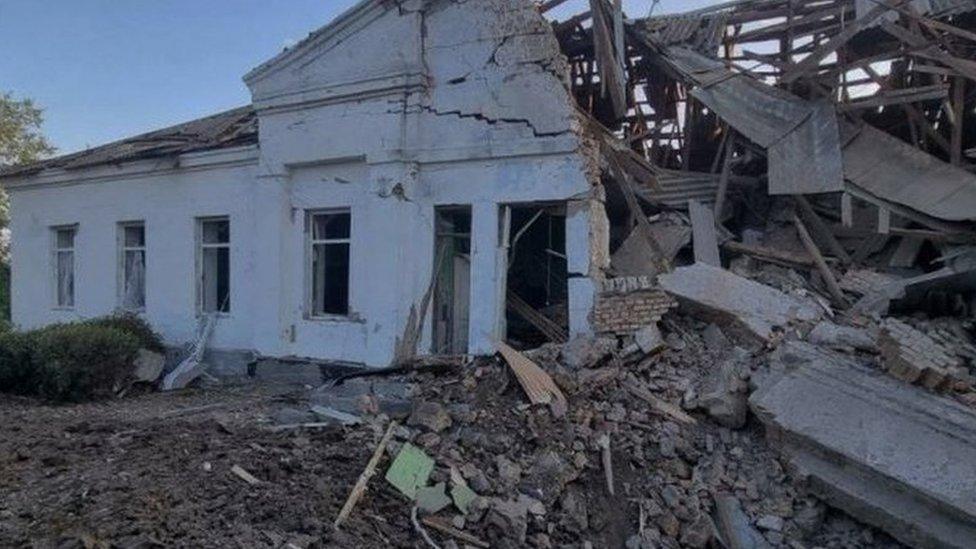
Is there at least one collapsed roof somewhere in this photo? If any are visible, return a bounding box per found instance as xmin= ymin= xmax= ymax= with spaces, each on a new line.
xmin=553 ymin=0 xmax=976 ymax=227
xmin=0 ymin=106 xmax=257 ymax=178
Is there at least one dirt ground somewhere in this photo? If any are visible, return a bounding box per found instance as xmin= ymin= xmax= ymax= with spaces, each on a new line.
xmin=0 ymin=385 xmax=414 ymax=549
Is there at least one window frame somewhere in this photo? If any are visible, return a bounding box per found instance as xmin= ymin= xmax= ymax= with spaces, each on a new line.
xmin=117 ymin=221 xmax=147 ymax=312
xmin=51 ymin=224 xmax=78 ymax=310
xmin=305 ymin=209 xmax=352 ymax=319
xmin=195 ymin=216 xmax=231 ymax=315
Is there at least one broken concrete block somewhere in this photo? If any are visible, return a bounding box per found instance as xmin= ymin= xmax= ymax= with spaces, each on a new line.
xmin=634 ymin=324 xmax=665 ymax=355
xmin=310 ymin=405 xmax=362 ymax=426
xmin=698 ymin=357 xmax=749 ymax=429
xmin=560 ymin=335 xmax=617 ymax=369
xmin=658 ymin=263 xmax=821 ymax=343
xmin=714 ymin=495 xmax=771 ymax=549
xmin=384 ymin=443 xmax=435 ymax=500
xmin=750 ymin=342 xmax=976 ymax=548
xmin=407 ymin=401 xmax=452 ymax=433
xmin=806 ymin=321 xmax=876 ymax=352
xmin=133 ymin=349 xmax=166 ymax=383
xmin=612 ymin=216 xmax=691 ymax=277
xmin=311 ymin=379 xmax=413 ymax=418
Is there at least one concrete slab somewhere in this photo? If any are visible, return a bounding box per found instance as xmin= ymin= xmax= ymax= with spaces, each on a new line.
xmin=658 ymin=264 xmax=821 ymax=343
xmin=750 ymin=342 xmax=976 ymax=548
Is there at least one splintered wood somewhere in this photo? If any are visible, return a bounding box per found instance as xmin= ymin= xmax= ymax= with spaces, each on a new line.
xmin=494 ymin=340 xmax=568 ymax=417
xmin=334 ymin=421 xmax=399 ymax=529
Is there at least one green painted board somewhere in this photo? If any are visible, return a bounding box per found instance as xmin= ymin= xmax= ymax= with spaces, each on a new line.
xmin=384 ymin=443 xmax=435 ymax=500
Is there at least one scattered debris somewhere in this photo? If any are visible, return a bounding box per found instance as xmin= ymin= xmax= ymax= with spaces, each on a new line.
xmin=230 ymin=464 xmax=261 ymax=486
xmin=494 ymin=340 xmax=568 ymax=417
xmin=334 ymin=420 xmax=398 ymax=529
xmin=133 ymin=349 xmax=166 ymax=384
xmin=658 ymin=264 xmax=821 ymax=343
xmin=385 ymin=443 xmax=435 ymax=501
xmin=162 ymin=314 xmax=217 ymax=391
xmin=751 ymin=342 xmax=976 ymax=548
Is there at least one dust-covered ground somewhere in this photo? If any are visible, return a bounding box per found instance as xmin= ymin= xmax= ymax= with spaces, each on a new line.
xmin=0 ymin=386 xmax=413 ymax=549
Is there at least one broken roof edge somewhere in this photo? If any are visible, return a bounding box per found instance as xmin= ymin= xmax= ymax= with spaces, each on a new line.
xmin=0 ymin=105 xmax=258 ymax=181
xmin=242 ymin=0 xmax=387 ymax=86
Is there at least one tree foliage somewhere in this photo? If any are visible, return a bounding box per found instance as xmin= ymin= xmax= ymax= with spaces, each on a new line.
xmin=0 ymin=92 xmax=55 ymax=167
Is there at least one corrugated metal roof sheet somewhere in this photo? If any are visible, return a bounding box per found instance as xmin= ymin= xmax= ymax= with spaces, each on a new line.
xmin=0 ymin=106 xmax=258 ymax=179
xmin=843 ymin=123 xmax=976 ymax=222
xmin=654 ymin=46 xmax=845 ymax=195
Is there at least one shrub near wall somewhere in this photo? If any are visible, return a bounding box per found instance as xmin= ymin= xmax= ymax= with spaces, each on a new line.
xmin=34 ymin=324 xmax=140 ymax=402
xmin=0 ymin=314 xmax=161 ymax=402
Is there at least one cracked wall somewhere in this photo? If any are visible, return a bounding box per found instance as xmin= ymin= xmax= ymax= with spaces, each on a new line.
xmin=245 ymin=0 xmax=605 ymax=364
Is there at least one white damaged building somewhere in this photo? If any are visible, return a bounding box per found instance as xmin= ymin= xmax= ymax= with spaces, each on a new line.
xmin=0 ymin=0 xmax=610 ymax=369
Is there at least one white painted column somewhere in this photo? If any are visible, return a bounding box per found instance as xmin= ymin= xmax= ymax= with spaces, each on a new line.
xmin=467 ymin=201 xmax=500 ymax=354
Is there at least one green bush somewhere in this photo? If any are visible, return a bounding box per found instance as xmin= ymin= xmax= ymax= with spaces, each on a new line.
xmin=33 ymin=324 xmax=140 ymax=402
xmin=0 ymin=331 xmax=38 ymax=395
xmin=0 ymin=313 xmax=164 ymax=402
xmin=85 ymin=312 xmax=166 ymax=353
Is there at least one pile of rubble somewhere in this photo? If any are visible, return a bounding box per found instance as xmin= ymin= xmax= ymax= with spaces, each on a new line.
xmin=263 ymin=297 xmax=973 ymax=548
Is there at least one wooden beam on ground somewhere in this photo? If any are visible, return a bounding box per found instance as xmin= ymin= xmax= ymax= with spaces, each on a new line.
xmin=795 ymin=196 xmax=852 ymax=265
xmin=794 ymin=213 xmax=849 ymax=307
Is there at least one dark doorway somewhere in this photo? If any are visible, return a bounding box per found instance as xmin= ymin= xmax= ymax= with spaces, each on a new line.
xmin=432 ymin=206 xmax=472 ymax=355
xmin=502 ymin=203 xmax=569 ymax=347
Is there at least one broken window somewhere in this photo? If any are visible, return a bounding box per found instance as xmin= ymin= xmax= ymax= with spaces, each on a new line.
xmin=198 ymin=217 xmax=230 ymax=314
xmin=501 ymin=204 xmax=569 ymax=347
xmin=432 ymin=206 xmax=471 ymax=355
xmin=119 ymin=222 xmax=146 ymax=311
xmin=52 ymin=226 xmax=76 ymax=308
xmin=307 ymin=210 xmax=350 ymax=316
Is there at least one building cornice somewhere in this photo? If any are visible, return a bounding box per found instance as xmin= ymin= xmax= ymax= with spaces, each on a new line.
xmin=4 ymin=145 xmax=259 ymax=191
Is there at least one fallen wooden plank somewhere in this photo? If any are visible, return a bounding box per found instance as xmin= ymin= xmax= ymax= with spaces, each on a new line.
xmin=421 ymin=515 xmax=490 ymax=548
xmin=625 ymin=381 xmax=698 ymax=425
xmin=795 ymin=196 xmax=852 ymax=265
xmin=494 ymin=340 xmax=568 ymax=417
xmin=334 ymin=420 xmax=399 ymax=529
xmin=722 ymin=240 xmax=815 ymax=268
xmin=231 ymin=465 xmax=262 ymax=486
xmin=793 ymin=213 xmax=849 ymax=307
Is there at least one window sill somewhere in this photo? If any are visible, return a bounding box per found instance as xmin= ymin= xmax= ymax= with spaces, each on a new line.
xmin=304 ymin=312 xmax=365 ymax=324
xmin=51 ymin=306 xmax=75 ymax=312
xmin=197 ymin=312 xmax=232 ymax=319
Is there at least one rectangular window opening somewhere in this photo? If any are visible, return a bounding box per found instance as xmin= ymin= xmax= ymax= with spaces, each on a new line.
xmin=198 ymin=217 xmax=230 ymax=314
xmin=53 ymin=226 xmax=76 ymax=308
xmin=119 ymin=222 xmax=146 ymax=311
xmin=307 ymin=210 xmax=351 ymax=317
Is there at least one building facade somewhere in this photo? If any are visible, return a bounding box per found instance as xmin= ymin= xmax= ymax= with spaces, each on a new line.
xmin=1 ymin=0 xmax=609 ymax=368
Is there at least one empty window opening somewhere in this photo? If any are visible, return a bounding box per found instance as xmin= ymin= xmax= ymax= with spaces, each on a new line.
xmin=308 ymin=210 xmax=351 ymax=316
xmin=52 ymin=226 xmax=76 ymax=308
xmin=198 ymin=218 xmax=230 ymax=314
xmin=432 ymin=206 xmax=471 ymax=355
xmin=119 ymin=222 xmax=146 ymax=311
xmin=502 ymin=204 xmax=569 ymax=348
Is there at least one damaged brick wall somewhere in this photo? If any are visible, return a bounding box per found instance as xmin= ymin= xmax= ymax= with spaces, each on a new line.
xmin=591 ymin=277 xmax=677 ymax=335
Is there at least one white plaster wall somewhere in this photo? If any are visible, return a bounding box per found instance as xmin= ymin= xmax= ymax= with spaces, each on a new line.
xmin=9 ymin=159 xmax=262 ymax=353
xmin=8 ymin=0 xmax=606 ymax=368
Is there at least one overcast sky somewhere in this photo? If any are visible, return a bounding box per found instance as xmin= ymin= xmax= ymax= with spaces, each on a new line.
xmin=0 ymin=0 xmax=722 ymax=154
